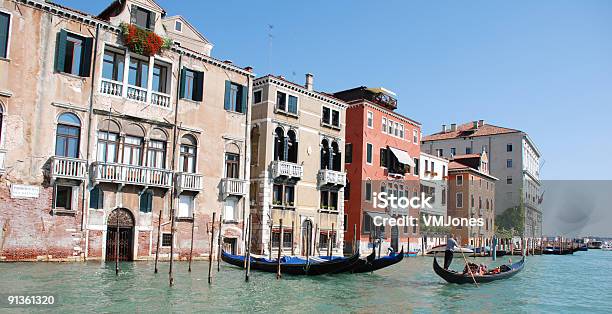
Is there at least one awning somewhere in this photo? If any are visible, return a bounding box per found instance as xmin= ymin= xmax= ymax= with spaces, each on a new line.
xmin=365 ymin=211 xmax=392 ymax=220
xmin=388 ymin=147 xmax=416 ymax=167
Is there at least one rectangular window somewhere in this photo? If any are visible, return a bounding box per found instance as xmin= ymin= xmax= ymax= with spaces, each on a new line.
xmin=507 ymin=159 xmax=513 ymax=168
xmin=399 ymin=125 xmax=404 ymax=138
xmin=224 ymin=81 xmax=246 ymax=113
xmin=363 ymin=213 xmax=372 ymax=232
xmin=456 ymin=192 xmax=463 ymax=208
xmin=389 ymin=121 xmax=395 ymax=135
xmin=272 ymin=184 xmax=295 ymax=208
xmin=175 ymin=21 xmax=182 ymax=32
xmin=123 ymin=136 xmax=143 ymax=166
xmin=180 ymin=68 xmax=204 ymax=101
xmin=55 ymin=30 xmax=93 ymax=77
xmin=179 ymin=144 xmax=197 ymax=173
xmin=413 ymin=130 xmax=418 ymax=143
xmin=507 ymin=144 xmax=513 ymax=152
xmin=345 ymin=143 xmax=353 ymax=163
xmin=441 ymin=188 xmax=446 ymax=205
xmin=224 ymin=198 xmax=238 ymax=221
xmin=97 ymin=132 xmax=119 ymax=163
xmin=436 ymin=149 xmax=443 ymax=157
xmin=54 ymin=185 xmax=74 ymax=210
xmin=382 ymin=118 xmax=387 ymax=133
xmin=380 ymin=148 xmax=387 ymax=167
xmin=466 ymin=147 xmax=472 ymax=154
xmin=366 ymin=143 xmax=373 ymax=164
xmin=178 ymin=194 xmax=194 ymax=218
xmin=507 ymin=176 xmax=513 ymax=184
xmin=131 ymin=5 xmax=154 ymax=30
xmin=139 ymin=191 xmax=153 ymax=213
xmin=414 ymin=158 xmax=419 ymax=175
xmin=253 ymin=90 xmax=262 ymax=104
xmin=456 ymin=175 xmax=463 ymax=186
xmin=147 ymin=140 xmax=166 ymax=169
xmin=152 ymin=62 xmax=169 ymax=93
xmin=322 ymin=107 xmax=330 ymax=125
xmin=128 ymin=57 xmax=149 ymax=88
xmin=0 ymin=12 xmax=9 ymax=58
xmin=394 ymin=122 xmax=399 ymax=137
xmin=162 ymin=233 xmax=172 ymax=247
xmin=331 ymin=110 xmax=340 ymax=127
xmin=288 ymin=95 xmax=298 ymax=114
xmin=225 ymin=153 xmax=240 ymax=179
xmin=55 ymin=124 xmax=80 ymax=158
xmin=451 ymin=147 xmax=456 ymax=155
xmin=365 ymin=181 xmax=372 ymax=201
xmin=276 ymin=91 xmax=286 ymax=111
xmin=102 ymin=49 xmax=125 ymax=82
xmin=89 ymin=187 xmax=104 ymax=209
xmin=367 ymin=111 xmax=373 ymax=128
xmin=344 ymin=215 xmax=348 ymax=232
xmin=272 ymin=231 xmax=293 ymax=249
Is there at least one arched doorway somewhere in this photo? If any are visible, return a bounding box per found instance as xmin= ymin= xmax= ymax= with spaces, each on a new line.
xmin=391 ymin=225 xmax=399 ymax=253
xmin=301 ymin=219 xmax=313 ymax=256
xmin=106 ymin=208 xmax=135 ymax=261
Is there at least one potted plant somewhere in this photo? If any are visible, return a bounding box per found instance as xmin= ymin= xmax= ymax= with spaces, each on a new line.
xmin=120 ymin=22 xmax=172 ymax=57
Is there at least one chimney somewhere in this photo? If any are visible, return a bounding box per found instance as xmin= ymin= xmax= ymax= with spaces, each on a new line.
xmin=305 ymin=73 xmax=314 ymax=91
xmin=450 ymin=124 xmax=457 ymax=131
xmin=244 ymin=66 xmax=253 ymax=72
xmin=441 ymin=124 xmax=446 ymax=133
xmin=473 ymin=121 xmax=478 ymax=129
xmin=223 ymin=60 xmax=233 ymax=65
xmin=478 ymin=119 xmax=484 ymax=127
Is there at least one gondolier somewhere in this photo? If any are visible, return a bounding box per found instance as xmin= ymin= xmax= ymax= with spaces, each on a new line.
xmin=444 ymin=234 xmax=459 ymax=269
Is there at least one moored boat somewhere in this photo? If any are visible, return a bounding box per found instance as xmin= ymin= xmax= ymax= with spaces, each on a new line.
xmin=433 ymin=256 xmax=525 ymax=284
xmin=426 ymin=244 xmax=474 ymax=256
xmin=588 ymin=241 xmax=603 ymax=249
xmin=542 ymin=246 xmax=573 ymax=255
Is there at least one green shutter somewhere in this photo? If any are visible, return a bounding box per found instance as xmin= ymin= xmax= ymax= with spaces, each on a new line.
xmin=240 ymin=84 xmax=248 ymax=113
xmin=179 ymin=68 xmax=186 ymax=99
xmin=140 ymin=193 xmax=147 ymax=212
xmin=224 ymin=80 xmax=231 ymax=110
xmin=55 ymin=29 xmax=68 ymax=73
xmin=80 ymin=37 xmax=94 ymax=77
xmin=193 ymin=71 xmax=204 ymax=101
xmin=148 ymin=192 xmax=153 ymax=212
xmin=89 ymin=187 xmax=99 ymax=209
xmin=0 ymin=12 xmax=9 ymax=58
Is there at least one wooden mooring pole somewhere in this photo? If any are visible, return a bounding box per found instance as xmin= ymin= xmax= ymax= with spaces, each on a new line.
xmin=115 ymin=213 xmax=119 ymax=275
xmin=245 ymin=214 xmax=252 ymax=282
xmin=314 ymin=224 xmax=319 ymax=256
xmin=208 ymin=212 xmax=216 ymax=284
xmin=188 ymin=212 xmax=195 ymax=272
xmin=291 ymin=220 xmax=295 ymax=256
xmin=217 ymin=214 xmax=222 ymax=272
xmin=276 ymin=219 xmax=283 ymax=279
xmin=154 ymin=208 xmax=162 ymax=273
xmin=269 ymin=219 xmax=274 ymax=260
xmin=352 ymin=224 xmax=357 ymax=254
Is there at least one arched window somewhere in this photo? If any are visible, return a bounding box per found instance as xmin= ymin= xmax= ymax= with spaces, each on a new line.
xmin=225 ymin=143 xmax=241 ymax=179
xmin=273 ymin=127 xmax=284 ymax=161
xmin=179 ymin=134 xmax=197 ymax=173
xmin=250 ymin=126 xmax=260 ymax=166
xmin=287 ymin=130 xmax=298 ymax=163
xmin=147 ymin=128 xmax=167 ymax=169
xmin=320 ymin=139 xmax=330 ymax=170
xmin=55 ymin=113 xmax=81 ymax=158
xmin=123 ymin=124 xmax=145 ymax=166
xmin=331 ymin=141 xmax=341 ymax=171
xmin=98 ymin=120 xmax=120 ymax=163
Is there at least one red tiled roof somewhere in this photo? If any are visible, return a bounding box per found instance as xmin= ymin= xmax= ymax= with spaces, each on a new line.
xmin=423 ymin=122 xmax=520 ymax=141
xmin=452 ymin=153 xmax=481 ymax=159
xmin=448 ymin=161 xmax=469 ymax=170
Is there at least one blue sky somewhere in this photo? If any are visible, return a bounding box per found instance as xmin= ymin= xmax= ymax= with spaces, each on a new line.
xmin=58 ymin=0 xmax=612 ymax=180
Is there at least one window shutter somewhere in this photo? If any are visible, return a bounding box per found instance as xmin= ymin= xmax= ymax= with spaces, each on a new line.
xmin=148 ymin=11 xmax=156 ymax=30
xmin=240 ymin=84 xmax=248 ymax=113
xmin=193 ymin=71 xmax=204 ymax=101
xmin=80 ymin=37 xmax=94 ymax=77
xmin=140 ymin=193 xmax=147 ymax=212
xmin=0 ymin=13 xmax=8 ymax=58
xmin=55 ymin=29 xmax=68 ymax=73
xmin=147 ymin=192 xmax=153 ymax=212
xmin=224 ymin=80 xmax=231 ymax=110
xmin=89 ymin=187 xmax=99 ymax=209
xmin=130 ymin=5 xmax=137 ymax=24
xmin=179 ymin=68 xmax=186 ymax=99
xmin=283 ymin=137 xmax=289 ymax=161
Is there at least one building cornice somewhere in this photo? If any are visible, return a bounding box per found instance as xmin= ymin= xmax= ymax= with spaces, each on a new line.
xmin=254 ymin=76 xmax=348 ymax=109
xmin=347 ymin=100 xmax=421 ymax=128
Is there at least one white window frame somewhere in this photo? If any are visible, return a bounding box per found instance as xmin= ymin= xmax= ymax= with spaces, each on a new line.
xmin=413 ymin=129 xmax=419 ymax=143
xmin=178 ymin=194 xmax=195 ymax=218
xmin=0 ymin=9 xmax=13 ymax=60
xmin=366 ymin=111 xmax=373 ymax=128
xmin=456 ymin=175 xmax=463 ymax=186
xmin=382 ymin=117 xmax=387 ymax=133
xmin=275 ymin=90 xmax=299 ymax=116
xmin=366 ymin=142 xmax=373 ymax=165
xmin=175 ymin=20 xmax=183 ymax=32
xmin=456 ymin=192 xmax=463 ymax=208
xmin=53 ymin=184 xmax=79 ymax=211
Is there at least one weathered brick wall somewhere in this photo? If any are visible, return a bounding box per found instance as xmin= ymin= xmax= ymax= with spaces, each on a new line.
xmin=87 ymin=230 xmax=104 ymax=259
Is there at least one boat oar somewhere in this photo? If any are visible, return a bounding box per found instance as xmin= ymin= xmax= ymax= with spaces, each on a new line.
xmin=459 ymin=248 xmax=479 ymax=287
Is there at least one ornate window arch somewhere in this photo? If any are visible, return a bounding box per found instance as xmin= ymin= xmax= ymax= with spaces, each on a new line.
xmin=179 ymin=134 xmax=198 ymax=173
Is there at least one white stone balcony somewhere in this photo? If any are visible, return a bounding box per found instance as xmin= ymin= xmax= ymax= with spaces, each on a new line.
xmin=100 ymin=79 xmax=123 ymax=97
xmin=176 ymin=172 xmax=203 ymax=192
xmin=271 ymin=160 xmax=303 ymax=179
xmin=317 ymin=169 xmax=346 ymax=187
xmin=50 ymin=156 xmax=87 ymax=181
xmin=0 ymin=149 xmax=6 ymax=174
xmin=221 ymin=178 xmax=247 ymax=198
xmin=126 ymin=85 xmax=148 ymax=102
xmin=91 ymin=162 xmax=173 ymax=188
xmin=151 ymin=92 xmax=171 ymax=108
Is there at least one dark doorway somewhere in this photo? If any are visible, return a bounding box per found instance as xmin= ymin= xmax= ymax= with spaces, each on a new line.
xmin=301 ymin=219 xmax=313 ymax=256
xmin=106 ymin=208 xmax=135 ymax=261
xmin=223 ymin=238 xmax=237 ymax=255
xmin=391 ymin=225 xmax=399 ymax=253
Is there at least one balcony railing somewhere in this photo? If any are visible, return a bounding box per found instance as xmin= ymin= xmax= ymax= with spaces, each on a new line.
xmin=271 ymin=160 xmax=303 ymax=179
xmin=91 ymin=162 xmax=172 ymax=188
xmin=176 ymin=172 xmax=203 ymax=192
xmin=50 ymin=156 xmax=87 ymax=180
xmin=151 ymin=92 xmax=171 ymax=108
xmin=317 ymin=169 xmax=346 ymax=186
xmin=221 ymin=178 xmax=247 ymax=197
xmin=100 ymin=79 xmax=123 ymax=97
xmin=0 ymin=149 xmax=6 ymax=174
xmin=126 ymin=85 xmax=147 ymax=102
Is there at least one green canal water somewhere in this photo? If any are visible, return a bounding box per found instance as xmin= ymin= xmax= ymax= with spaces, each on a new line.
xmin=0 ymin=251 xmax=610 ymax=313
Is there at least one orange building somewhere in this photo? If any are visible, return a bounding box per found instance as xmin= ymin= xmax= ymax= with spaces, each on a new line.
xmin=334 ymin=87 xmax=421 ymax=254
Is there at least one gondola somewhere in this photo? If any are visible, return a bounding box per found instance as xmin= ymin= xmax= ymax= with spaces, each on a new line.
xmin=331 ymin=247 xmax=404 ymax=274
xmin=433 ymin=255 xmax=525 ymax=284
xmin=542 ymin=246 xmax=573 ymax=255
xmin=221 ymin=250 xmax=361 ymax=276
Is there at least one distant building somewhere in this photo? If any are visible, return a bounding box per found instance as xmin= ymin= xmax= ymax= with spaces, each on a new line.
xmin=249 ymin=74 xmax=347 ymax=257
xmin=422 ymin=120 xmax=542 ymax=239
xmin=447 ymin=153 xmax=497 ymax=246
xmin=419 ymin=152 xmax=448 ymax=250
xmin=334 ymin=86 xmax=422 ymax=254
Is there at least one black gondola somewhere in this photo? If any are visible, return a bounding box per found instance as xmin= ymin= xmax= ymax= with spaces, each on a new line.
xmin=329 ymin=247 xmax=404 ymax=274
xmin=433 ymin=256 xmax=525 ymax=284
xmin=221 ymin=250 xmax=361 ymax=276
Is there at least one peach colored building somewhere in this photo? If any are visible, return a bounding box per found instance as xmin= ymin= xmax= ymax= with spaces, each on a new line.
xmin=0 ymin=0 xmax=252 ymax=261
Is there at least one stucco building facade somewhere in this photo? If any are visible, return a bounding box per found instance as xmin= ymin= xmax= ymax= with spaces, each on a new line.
xmin=0 ymin=0 xmax=252 ymax=261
